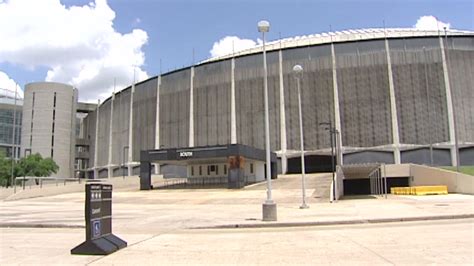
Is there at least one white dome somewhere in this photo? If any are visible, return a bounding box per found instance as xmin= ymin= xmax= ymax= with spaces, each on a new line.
xmin=202 ymin=27 xmax=474 ymax=64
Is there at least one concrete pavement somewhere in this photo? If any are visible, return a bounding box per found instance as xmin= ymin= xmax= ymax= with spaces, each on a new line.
xmin=1 ymin=174 xmax=473 ymax=265
xmin=93 ymin=219 xmax=474 ymax=265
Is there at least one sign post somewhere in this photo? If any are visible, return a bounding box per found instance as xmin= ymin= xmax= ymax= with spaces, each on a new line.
xmin=71 ymin=184 xmax=127 ymax=255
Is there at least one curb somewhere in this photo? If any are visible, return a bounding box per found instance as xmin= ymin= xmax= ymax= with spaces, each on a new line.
xmin=0 ymin=223 xmax=85 ymax=229
xmin=2 ymin=214 xmax=473 ymax=230
xmin=191 ymin=213 xmax=474 ymax=229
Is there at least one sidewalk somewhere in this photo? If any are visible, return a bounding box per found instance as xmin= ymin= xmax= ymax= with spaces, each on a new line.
xmin=1 ymin=174 xmax=473 ymax=232
xmin=1 ymin=174 xmax=473 ymax=265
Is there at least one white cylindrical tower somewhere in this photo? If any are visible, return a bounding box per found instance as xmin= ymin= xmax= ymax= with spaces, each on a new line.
xmin=21 ymin=82 xmax=77 ymax=178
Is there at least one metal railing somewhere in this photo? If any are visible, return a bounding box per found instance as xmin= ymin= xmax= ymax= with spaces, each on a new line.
xmin=368 ymin=163 xmax=388 ymax=198
xmin=161 ymin=176 xmax=229 ymax=189
xmin=13 ymin=176 xmax=84 ymax=193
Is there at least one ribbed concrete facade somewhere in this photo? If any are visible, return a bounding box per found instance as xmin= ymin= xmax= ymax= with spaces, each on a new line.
xmin=83 ymin=29 xmax=474 ymax=177
xmin=21 ymin=82 xmax=77 ymax=178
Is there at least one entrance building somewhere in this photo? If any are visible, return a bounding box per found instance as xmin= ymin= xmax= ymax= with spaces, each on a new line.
xmin=140 ymin=144 xmax=277 ymax=190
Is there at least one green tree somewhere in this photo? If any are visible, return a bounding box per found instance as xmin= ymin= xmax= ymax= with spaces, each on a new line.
xmin=15 ymin=153 xmax=59 ymax=184
xmin=0 ymin=153 xmax=59 ymax=187
xmin=0 ymin=152 xmax=12 ymax=187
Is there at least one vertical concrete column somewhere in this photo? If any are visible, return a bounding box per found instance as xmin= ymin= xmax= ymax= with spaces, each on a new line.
xmin=189 ymin=67 xmax=195 ymax=147
xmin=107 ymin=93 xmax=115 ymax=178
xmin=330 ymin=43 xmax=343 ymax=165
xmin=278 ymin=49 xmax=288 ymax=174
xmin=69 ymin=89 xmax=77 ymax=179
xmin=230 ymin=58 xmax=237 ymax=144
xmin=439 ymin=37 xmax=458 ymax=167
xmin=70 ymin=93 xmax=75 ymax=178
xmin=385 ymin=39 xmax=401 ymax=164
xmin=128 ymin=84 xmax=135 ymax=176
xmin=93 ymin=99 xmax=100 ymax=178
xmin=154 ymin=76 xmax=161 ymax=174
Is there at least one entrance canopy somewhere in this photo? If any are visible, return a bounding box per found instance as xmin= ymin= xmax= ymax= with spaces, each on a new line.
xmin=140 ymin=144 xmax=277 ymax=190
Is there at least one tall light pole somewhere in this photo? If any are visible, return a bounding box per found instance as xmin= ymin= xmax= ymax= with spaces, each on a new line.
xmin=10 ymin=86 xmax=18 ymax=187
xmin=258 ymin=20 xmax=277 ymax=221
xmin=123 ymin=146 xmax=129 ymax=179
xmin=293 ymin=65 xmax=309 ymax=209
xmin=319 ymin=121 xmax=336 ymax=202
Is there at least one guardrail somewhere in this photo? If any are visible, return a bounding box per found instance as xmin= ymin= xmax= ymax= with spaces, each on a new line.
xmin=368 ymin=163 xmax=388 ymax=199
xmin=161 ymin=176 xmax=229 ymax=188
xmin=13 ymin=176 xmax=84 ymax=193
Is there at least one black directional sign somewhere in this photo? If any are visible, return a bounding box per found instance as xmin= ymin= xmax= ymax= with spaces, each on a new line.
xmin=71 ymin=184 xmax=127 ymax=255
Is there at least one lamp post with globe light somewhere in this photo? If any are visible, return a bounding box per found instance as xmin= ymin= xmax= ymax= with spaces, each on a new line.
xmin=258 ymin=20 xmax=277 ymax=221
xmin=293 ymin=65 xmax=309 ymax=209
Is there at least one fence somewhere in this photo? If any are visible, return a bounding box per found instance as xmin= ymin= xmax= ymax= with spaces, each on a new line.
xmin=161 ymin=176 xmax=230 ymax=189
xmin=369 ymin=164 xmax=388 ymax=198
xmin=13 ymin=176 xmax=83 ymax=193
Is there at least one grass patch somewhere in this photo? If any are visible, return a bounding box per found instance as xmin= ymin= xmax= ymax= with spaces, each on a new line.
xmin=440 ymin=166 xmax=474 ymax=176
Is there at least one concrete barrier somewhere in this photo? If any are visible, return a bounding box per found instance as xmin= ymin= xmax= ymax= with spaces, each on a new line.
xmin=409 ymin=164 xmax=473 ymax=194
xmin=391 ymin=186 xmax=448 ymax=195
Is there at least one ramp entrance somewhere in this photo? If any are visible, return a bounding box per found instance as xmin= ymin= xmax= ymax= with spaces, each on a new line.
xmin=341 ymin=164 xmax=386 ymax=196
xmin=139 ymin=144 xmax=277 ymax=190
xmin=287 ymin=155 xmax=334 ymax=174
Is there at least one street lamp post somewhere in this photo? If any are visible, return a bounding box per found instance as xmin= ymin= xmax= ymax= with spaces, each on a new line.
xmin=258 ymin=20 xmax=277 ymax=221
xmin=123 ymin=146 xmax=129 ymax=179
xmin=319 ymin=122 xmax=336 ymax=202
xmin=10 ymin=86 xmax=18 ymax=188
xmin=293 ymin=65 xmax=309 ymax=209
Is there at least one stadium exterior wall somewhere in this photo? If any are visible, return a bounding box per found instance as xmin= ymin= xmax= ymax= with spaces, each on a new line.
xmin=83 ymin=31 xmax=474 ymax=176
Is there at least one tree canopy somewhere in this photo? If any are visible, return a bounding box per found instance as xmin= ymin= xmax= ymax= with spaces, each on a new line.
xmin=0 ymin=153 xmax=59 ymax=187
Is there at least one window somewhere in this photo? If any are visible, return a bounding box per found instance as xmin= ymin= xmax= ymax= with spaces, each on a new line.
xmin=224 ymin=164 xmax=227 ymax=175
xmin=199 ymin=166 xmax=202 ymax=176
xmin=51 ymin=92 xmax=57 ymax=158
xmin=250 ymin=163 xmax=254 ymax=174
xmin=207 ymin=165 xmax=210 ymax=175
xmin=191 ymin=166 xmax=194 ymax=176
xmin=30 ymin=92 xmax=35 ymax=147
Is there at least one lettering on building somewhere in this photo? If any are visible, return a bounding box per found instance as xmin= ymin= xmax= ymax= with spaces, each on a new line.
xmin=179 ymin=151 xmax=193 ymax=158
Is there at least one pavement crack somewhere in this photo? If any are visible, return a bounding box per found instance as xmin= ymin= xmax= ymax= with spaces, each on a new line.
xmin=86 ymin=228 xmax=180 ymax=265
xmin=335 ymin=231 xmax=396 ymax=265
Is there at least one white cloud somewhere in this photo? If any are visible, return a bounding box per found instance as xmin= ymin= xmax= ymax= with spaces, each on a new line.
xmin=414 ymin=15 xmax=451 ymax=31
xmin=0 ymin=0 xmax=148 ymax=102
xmin=0 ymin=71 xmax=23 ymax=98
xmin=210 ymin=36 xmax=262 ymax=58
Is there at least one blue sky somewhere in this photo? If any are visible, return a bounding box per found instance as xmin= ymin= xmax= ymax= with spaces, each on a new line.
xmin=0 ymin=0 xmax=472 ymax=101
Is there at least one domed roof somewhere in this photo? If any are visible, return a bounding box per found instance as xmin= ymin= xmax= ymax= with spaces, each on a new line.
xmin=203 ymin=28 xmax=474 ymax=63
